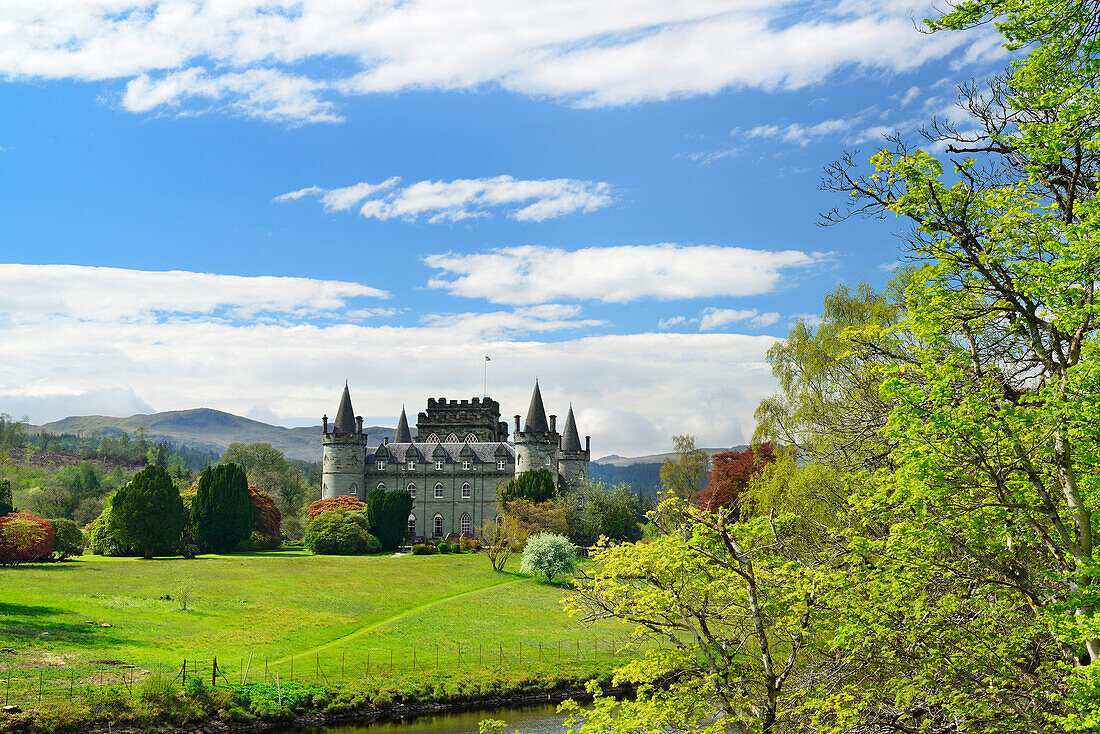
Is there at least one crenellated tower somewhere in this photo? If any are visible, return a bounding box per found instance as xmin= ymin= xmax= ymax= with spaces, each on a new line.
xmin=557 ymin=405 xmax=590 ymax=492
xmin=513 ymin=381 xmax=560 ymax=479
xmin=321 ymin=383 xmax=368 ymax=499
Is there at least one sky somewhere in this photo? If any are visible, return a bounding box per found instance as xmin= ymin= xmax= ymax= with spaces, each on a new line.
xmin=0 ymin=0 xmax=1005 ymax=457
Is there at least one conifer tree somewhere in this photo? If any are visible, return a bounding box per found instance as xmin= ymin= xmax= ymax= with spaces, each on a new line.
xmin=110 ymin=465 xmax=186 ymax=559
xmin=191 ymin=463 xmax=252 ymax=553
xmin=0 ymin=479 xmax=12 ymax=516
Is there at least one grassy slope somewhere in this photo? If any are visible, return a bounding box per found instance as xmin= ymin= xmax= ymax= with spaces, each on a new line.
xmin=0 ymin=550 xmax=625 ymax=679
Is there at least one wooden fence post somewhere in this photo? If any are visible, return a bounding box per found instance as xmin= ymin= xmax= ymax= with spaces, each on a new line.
xmin=212 ymin=657 xmax=217 ymax=687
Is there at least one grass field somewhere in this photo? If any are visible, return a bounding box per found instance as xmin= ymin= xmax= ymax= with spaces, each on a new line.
xmin=0 ymin=549 xmax=631 ymax=692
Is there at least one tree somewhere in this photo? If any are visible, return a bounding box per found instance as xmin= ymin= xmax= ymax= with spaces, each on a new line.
xmin=579 ymin=482 xmax=643 ymax=543
xmin=48 ymin=518 xmax=83 ymax=560
xmin=519 ymin=532 xmax=576 ymax=584
xmin=476 ymin=518 xmax=513 ymax=571
xmin=110 ymin=466 xmax=187 ymax=559
xmin=376 ymin=490 xmax=413 ymax=551
xmin=191 ymin=463 xmax=251 ymax=554
xmin=304 ymin=510 xmax=380 ymax=555
xmin=0 ymin=479 xmax=12 ymax=516
xmin=696 ymin=443 xmax=777 ymax=513
xmin=0 ymin=513 xmax=54 ymax=564
xmin=658 ymin=435 xmax=709 ymax=501
xmin=502 ymin=498 xmax=570 ymax=546
xmin=499 ymin=468 xmax=556 ymax=505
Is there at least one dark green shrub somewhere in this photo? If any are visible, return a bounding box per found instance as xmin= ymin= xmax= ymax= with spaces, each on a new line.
xmin=192 ymin=463 xmax=252 ymax=554
xmin=500 ymin=468 xmax=557 ymax=504
xmin=304 ymin=510 xmax=379 ymax=555
xmin=235 ymin=531 xmax=282 ymax=552
xmin=48 ymin=518 xmax=83 ymax=560
xmin=411 ymin=543 xmax=435 ymax=555
xmin=0 ymin=479 xmax=12 ymax=516
xmin=111 ymin=466 xmax=187 ymax=559
xmin=376 ymin=490 xmax=413 ymax=551
xmin=438 ymin=541 xmax=451 ymax=554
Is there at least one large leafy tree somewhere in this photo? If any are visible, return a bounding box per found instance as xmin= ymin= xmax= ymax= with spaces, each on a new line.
xmin=499 ymin=468 xmax=557 ymax=505
xmin=191 ymin=463 xmax=252 ymax=553
xmin=696 ymin=442 xmax=777 ymax=513
xmin=110 ymin=465 xmax=187 ymax=559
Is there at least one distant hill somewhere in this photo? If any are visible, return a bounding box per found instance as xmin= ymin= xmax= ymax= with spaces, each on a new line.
xmin=32 ymin=408 xmax=395 ymax=462
xmin=591 ymin=445 xmax=748 ymax=498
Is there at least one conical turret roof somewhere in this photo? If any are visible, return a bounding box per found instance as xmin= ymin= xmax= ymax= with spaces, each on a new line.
xmin=395 ymin=406 xmax=412 ymax=443
xmin=561 ymin=405 xmax=582 ymax=452
xmin=524 ymin=381 xmax=550 ymax=433
xmin=334 ymin=383 xmax=357 ymax=435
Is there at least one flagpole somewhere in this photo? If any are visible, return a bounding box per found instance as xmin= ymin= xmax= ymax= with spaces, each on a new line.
xmin=483 ymin=356 xmax=490 ymax=398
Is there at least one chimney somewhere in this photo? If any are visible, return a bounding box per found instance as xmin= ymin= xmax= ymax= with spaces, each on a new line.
xmin=585 ymin=436 xmax=590 ymax=454
xmin=549 ymin=415 xmax=557 ymax=433
xmin=514 ymin=414 xmax=521 ymax=434
xmin=322 ymin=414 xmax=328 ymax=434
xmin=356 ymin=416 xmax=363 ymax=434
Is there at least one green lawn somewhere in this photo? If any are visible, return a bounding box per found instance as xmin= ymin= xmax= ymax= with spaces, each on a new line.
xmin=0 ymin=550 xmax=628 ymax=684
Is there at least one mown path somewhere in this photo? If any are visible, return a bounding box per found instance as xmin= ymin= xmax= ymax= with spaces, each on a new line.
xmin=272 ymin=576 xmax=526 ymax=664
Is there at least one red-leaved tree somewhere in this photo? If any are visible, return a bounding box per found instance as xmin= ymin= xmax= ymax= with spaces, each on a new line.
xmin=695 ymin=443 xmax=777 ymax=513
xmin=307 ymin=495 xmax=367 ymax=520
xmin=250 ymin=485 xmax=282 ymax=537
xmin=0 ymin=512 xmax=55 ymax=565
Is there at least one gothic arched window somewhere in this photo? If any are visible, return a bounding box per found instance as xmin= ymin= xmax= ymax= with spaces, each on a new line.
xmin=461 ymin=482 xmax=471 ymax=498
xmin=433 ymin=514 xmax=444 ymax=538
xmin=460 ymin=513 xmax=471 ymax=535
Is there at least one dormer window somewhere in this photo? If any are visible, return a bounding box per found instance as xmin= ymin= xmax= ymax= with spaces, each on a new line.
xmin=435 ymin=460 xmax=444 ymax=471
xmin=498 ymin=460 xmax=507 ymax=470
xmin=378 ymin=461 xmax=386 ymax=471
xmin=462 ymin=460 xmax=471 ymax=470
xmin=407 ymin=460 xmax=416 ymax=471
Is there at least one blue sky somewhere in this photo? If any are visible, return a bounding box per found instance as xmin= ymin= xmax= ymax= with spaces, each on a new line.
xmin=0 ymin=1 xmax=1003 ymax=456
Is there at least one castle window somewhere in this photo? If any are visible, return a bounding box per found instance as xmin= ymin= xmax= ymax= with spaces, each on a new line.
xmin=435 ymin=483 xmax=444 ymax=499
xmin=433 ymin=514 xmax=444 ymax=538
xmin=461 ymin=482 xmax=471 ymax=498
xmin=377 ymin=482 xmax=386 ymax=490
xmin=407 ymin=460 xmax=416 ymax=471
xmin=425 ymin=433 xmax=439 ymax=443
xmin=435 ymin=460 xmax=444 ymax=471
xmin=460 ymin=513 xmax=471 ymax=535
xmin=497 ymin=460 xmax=506 ymax=470
xmin=545 ymin=456 xmax=551 ymax=465
xmin=408 ymin=514 xmax=416 ymax=538
xmin=462 ymin=460 xmax=471 ymax=470
xmin=377 ymin=461 xmax=386 ymax=470
xmin=407 ymin=483 xmax=416 ymax=498
xmin=465 ymin=433 xmax=478 ymax=443
xmin=445 ymin=433 xmax=459 ymax=443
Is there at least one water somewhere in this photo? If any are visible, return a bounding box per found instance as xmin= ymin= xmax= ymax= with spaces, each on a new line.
xmin=285 ymin=702 xmax=571 ymax=734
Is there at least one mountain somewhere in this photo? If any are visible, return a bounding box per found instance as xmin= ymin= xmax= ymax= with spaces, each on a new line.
xmin=590 ymin=445 xmax=748 ymax=498
xmin=32 ymin=408 xmax=395 ymax=462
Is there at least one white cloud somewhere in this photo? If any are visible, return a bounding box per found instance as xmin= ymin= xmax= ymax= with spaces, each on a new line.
xmin=745 ymin=118 xmax=852 ymax=147
xmin=0 ymin=264 xmax=781 ymax=456
xmin=658 ymin=315 xmax=690 ymax=329
xmin=277 ymin=176 xmax=614 ymax=223
xmin=699 ymin=307 xmax=780 ymax=330
xmin=0 ymin=1 xmax=993 ymax=124
xmin=425 ymin=244 xmax=828 ymax=304
xmin=0 ymin=264 xmax=388 ymax=322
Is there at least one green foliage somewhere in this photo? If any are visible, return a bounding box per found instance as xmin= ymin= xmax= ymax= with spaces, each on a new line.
xmin=375 ymin=489 xmax=413 ymax=551
xmin=366 ymin=486 xmax=385 ymax=533
xmin=304 ymin=510 xmax=380 ymax=555
xmin=110 ymin=466 xmax=187 ymax=559
xmin=519 ymin=532 xmax=576 ymax=583
xmin=0 ymin=478 xmax=11 ymax=516
xmin=48 ymin=518 xmax=83 ymax=560
xmin=411 ymin=542 xmax=435 ymax=555
xmin=438 ymin=540 xmax=451 ymax=554
xmin=500 ymin=468 xmax=556 ymax=505
xmin=658 ymin=435 xmax=708 ymax=501
xmin=191 ymin=463 xmax=252 ymax=553
xmin=578 ymin=482 xmax=643 ymax=544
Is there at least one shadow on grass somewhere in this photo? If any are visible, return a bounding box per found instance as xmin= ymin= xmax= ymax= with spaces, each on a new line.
xmin=0 ymin=602 xmax=62 ymax=618
xmin=0 ymin=604 xmax=140 ymax=650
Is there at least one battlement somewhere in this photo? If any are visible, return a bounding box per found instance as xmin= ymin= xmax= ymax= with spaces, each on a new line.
xmin=417 ymin=395 xmax=509 ymax=442
xmin=426 ymin=397 xmax=499 ymax=410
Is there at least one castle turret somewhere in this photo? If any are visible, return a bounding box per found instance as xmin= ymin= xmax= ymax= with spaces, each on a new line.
xmin=321 ymin=383 xmax=367 ymax=499
xmin=558 ymin=405 xmax=590 ymax=492
xmin=394 ymin=406 xmax=412 ymax=443
xmin=514 ymin=381 xmax=560 ymax=478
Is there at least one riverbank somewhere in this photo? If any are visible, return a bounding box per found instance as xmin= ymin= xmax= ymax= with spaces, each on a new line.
xmin=0 ymin=672 xmax=630 ymax=734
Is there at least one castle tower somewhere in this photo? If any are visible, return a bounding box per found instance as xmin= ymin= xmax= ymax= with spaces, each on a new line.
xmin=394 ymin=406 xmax=412 ymax=443
xmin=513 ymin=381 xmax=560 ymax=479
xmin=558 ymin=405 xmax=590 ymax=492
xmin=321 ymin=383 xmax=367 ymax=499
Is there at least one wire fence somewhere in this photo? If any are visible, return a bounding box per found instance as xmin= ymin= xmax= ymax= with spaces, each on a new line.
xmin=0 ymin=637 xmax=647 ymax=710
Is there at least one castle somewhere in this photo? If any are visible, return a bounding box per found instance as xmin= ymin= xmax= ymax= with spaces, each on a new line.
xmin=321 ymin=382 xmax=590 ymax=540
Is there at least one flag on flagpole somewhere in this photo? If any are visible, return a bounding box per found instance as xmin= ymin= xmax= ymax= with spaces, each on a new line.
xmin=485 ymin=355 xmax=491 ymax=361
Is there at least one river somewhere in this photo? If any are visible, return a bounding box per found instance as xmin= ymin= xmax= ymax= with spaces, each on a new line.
xmin=280 ymin=703 xmax=572 ymax=734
